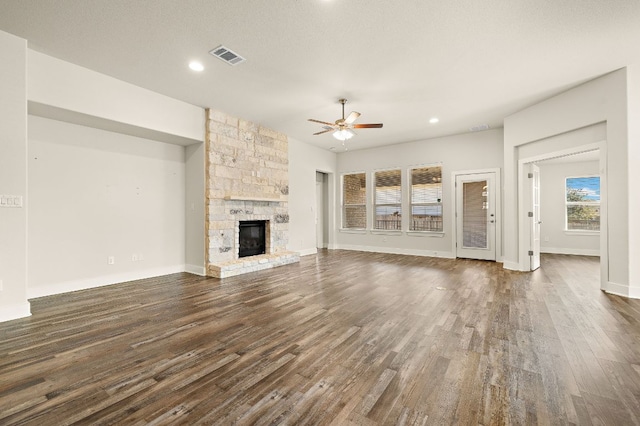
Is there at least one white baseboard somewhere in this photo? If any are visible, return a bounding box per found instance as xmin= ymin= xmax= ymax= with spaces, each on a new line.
xmin=334 ymin=244 xmax=455 ymax=259
xmin=0 ymin=302 xmax=31 ymax=323
xmin=541 ymin=247 xmax=600 ymax=256
xmin=603 ymin=281 xmax=640 ymax=299
xmin=185 ymin=264 xmax=207 ymax=276
xmin=298 ymin=248 xmax=318 ymax=256
xmin=27 ymin=265 xmax=186 ymax=299
xmin=503 ymin=260 xmax=526 ymax=271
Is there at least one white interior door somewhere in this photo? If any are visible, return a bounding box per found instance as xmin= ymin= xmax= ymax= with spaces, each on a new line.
xmin=529 ymin=163 xmax=541 ymax=270
xmin=456 ymin=172 xmax=496 ymax=261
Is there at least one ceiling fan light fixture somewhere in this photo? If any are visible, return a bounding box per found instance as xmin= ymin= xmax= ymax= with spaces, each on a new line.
xmin=309 ymin=99 xmax=382 ymax=142
xmin=333 ymin=129 xmax=354 ymax=141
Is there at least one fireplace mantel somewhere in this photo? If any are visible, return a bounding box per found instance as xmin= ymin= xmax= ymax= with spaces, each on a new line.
xmin=223 ymin=195 xmax=284 ymax=202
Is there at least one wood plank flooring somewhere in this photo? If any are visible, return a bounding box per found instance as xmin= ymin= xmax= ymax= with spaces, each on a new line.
xmin=1 ymin=251 xmax=640 ymax=425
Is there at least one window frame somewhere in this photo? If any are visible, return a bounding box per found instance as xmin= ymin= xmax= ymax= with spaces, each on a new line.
xmin=408 ymin=164 xmax=444 ymax=233
xmin=373 ymin=168 xmax=403 ymax=231
xmin=341 ymin=171 xmax=367 ymax=230
xmin=564 ymin=175 xmax=600 ymax=232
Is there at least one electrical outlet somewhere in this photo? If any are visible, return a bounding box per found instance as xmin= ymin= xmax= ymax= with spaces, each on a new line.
xmin=132 ymin=254 xmax=138 ymax=262
xmin=544 ymin=236 xmax=550 ymax=242
xmin=108 ymin=256 xmax=115 ymax=265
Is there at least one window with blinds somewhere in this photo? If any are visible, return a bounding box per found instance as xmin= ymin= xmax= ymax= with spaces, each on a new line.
xmin=410 ymin=166 xmax=443 ymax=232
xmin=342 ymin=172 xmax=367 ymax=229
xmin=374 ymin=169 xmax=402 ymax=230
xmin=565 ymin=176 xmax=600 ymax=231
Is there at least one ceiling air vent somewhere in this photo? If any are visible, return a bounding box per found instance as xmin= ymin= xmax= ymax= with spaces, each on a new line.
xmin=209 ymin=45 xmax=246 ymax=66
xmin=469 ymin=124 xmax=490 ymax=132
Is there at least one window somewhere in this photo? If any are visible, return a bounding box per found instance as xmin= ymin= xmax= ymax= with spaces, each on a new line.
xmin=374 ymin=169 xmax=402 ymax=230
xmin=410 ymin=166 xmax=443 ymax=232
xmin=342 ymin=173 xmax=367 ymax=229
xmin=565 ymin=176 xmax=600 ymax=231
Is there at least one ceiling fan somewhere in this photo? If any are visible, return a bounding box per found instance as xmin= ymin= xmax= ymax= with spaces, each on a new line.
xmin=308 ymin=98 xmax=383 ymax=142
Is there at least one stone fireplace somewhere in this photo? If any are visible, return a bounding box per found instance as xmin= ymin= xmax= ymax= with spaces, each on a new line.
xmin=205 ymin=109 xmax=299 ymax=278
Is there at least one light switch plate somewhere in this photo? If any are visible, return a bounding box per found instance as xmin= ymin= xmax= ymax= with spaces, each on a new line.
xmin=0 ymin=195 xmax=23 ymax=208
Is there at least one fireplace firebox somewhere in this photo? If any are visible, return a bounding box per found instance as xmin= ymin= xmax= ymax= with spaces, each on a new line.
xmin=238 ymin=220 xmax=266 ymax=258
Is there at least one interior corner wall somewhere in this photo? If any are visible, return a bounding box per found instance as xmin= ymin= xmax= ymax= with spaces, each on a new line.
xmin=288 ymin=138 xmax=337 ymax=256
xmin=503 ymin=69 xmax=632 ymax=296
xmin=334 ymin=129 xmax=504 ymax=258
xmin=627 ymin=64 xmax=640 ymax=292
xmin=185 ymin=143 xmax=205 ymax=275
xmin=27 ymin=116 xmax=186 ymax=298
xmin=0 ymin=30 xmax=30 ymax=321
xmin=539 ymin=161 xmax=600 ymax=256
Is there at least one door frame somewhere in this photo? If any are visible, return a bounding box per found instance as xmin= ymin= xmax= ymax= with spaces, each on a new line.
xmin=526 ymin=163 xmax=541 ymax=270
xmin=517 ymin=142 xmax=605 ymax=282
xmin=317 ymin=169 xmax=337 ymax=251
xmin=451 ymin=168 xmax=502 ymax=261
xmin=315 ymin=171 xmax=329 ymax=249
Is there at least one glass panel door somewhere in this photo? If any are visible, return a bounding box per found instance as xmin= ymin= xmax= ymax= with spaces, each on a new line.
xmin=456 ymin=172 xmax=496 ymax=261
xmin=462 ymin=180 xmax=488 ymax=249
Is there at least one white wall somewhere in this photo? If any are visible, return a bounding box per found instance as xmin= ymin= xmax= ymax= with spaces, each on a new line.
xmin=539 ymin=161 xmax=599 ymax=256
xmin=627 ymin=65 xmax=640 ymax=289
xmin=0 ymin=46 xmax=207 ymax=304
xmin=334 ymin=129 xmax=504 ymax=258
xmin=0 ymin=30 xmax=30 ymax=321
xmin=288 ymin=138 xmax=337 ymax=256
xmin=185 ymin=144 xmax=205 ymax=274
xmin=503 ymin=68 xmax=639 ymax=298
xmin=27 ymin=116 xmax=186 ymax=298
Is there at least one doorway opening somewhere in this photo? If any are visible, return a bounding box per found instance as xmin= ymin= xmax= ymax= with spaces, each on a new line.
xmin=523 ymin=149 xmax=601 ymax=271
xmin=316 ymin=171 xmax=329 ymax=249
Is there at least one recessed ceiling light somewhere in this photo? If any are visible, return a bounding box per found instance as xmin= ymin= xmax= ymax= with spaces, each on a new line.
xmin=429 ymin=117 xmax=439 ymax=124
xmin=189 ymin=61 xmax=204 ymax=72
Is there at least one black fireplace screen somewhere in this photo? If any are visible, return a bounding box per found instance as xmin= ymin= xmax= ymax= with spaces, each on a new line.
xmin=238 ymin=220 xmax=266 ymax=258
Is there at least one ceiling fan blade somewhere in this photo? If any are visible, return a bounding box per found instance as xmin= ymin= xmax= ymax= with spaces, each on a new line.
xmin=308 ymin=118 xmax=335 ymax=126
xmin=345 ymin=111 xmax=361 ymax=124
xmin=313 ymin=129 xmax=334 ymax=136
xmin=353 ymin=123 xmax=383 ymax=129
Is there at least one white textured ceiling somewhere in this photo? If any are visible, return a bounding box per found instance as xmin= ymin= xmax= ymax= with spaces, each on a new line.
xmin=1 ymin=0 xmax=639 ymax=151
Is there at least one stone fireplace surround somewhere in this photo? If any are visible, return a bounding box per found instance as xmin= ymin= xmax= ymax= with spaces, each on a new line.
xmin=205 ymin=109 xmax=299 ymax=278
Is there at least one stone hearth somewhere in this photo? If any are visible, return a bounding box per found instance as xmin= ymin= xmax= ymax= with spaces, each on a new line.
xmin=205 ymin=109 xmax=299 ymax=278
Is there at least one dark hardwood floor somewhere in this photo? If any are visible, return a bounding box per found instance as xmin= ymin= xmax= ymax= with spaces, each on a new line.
xmin=1 ymin=251 xmax=640 ymax=425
